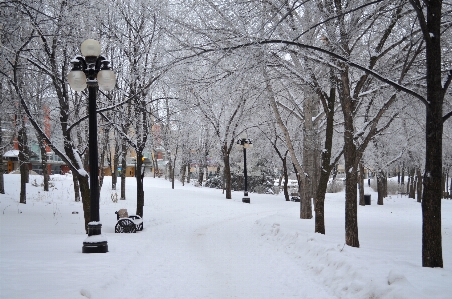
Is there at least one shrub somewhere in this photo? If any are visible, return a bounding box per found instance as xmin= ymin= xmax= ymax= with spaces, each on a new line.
xmin=205 ymin=174 xmax=276 ymax=194
xmin=369 ymin=178 xmax=400 ymax=195
xmin=204 ymin=176 xmax=223 ymax=189
xmin=326 ymin=179 xmax=344 ymax=193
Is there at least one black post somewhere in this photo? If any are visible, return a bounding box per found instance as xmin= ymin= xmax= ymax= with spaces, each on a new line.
xmin=82 ymin=78 xmax=107 ymax=253
xmin=243 ymin=147 xmax=248 ymax=196
xmin=242 ymin=144 xmax=250 ymax=203
xmin=88 ymin=85 xmax=99 ymax=223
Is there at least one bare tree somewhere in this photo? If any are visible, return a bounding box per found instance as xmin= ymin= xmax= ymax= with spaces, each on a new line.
xmin=408 ymin=0 xmax=452 ymax=268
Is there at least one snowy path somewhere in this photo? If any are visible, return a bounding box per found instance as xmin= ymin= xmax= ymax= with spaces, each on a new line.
xmin=186 ymin=210 xmax=332 ymax=298
xmin=92 ymin=189 xmax=333 ymax=299
xmin=2 ymin=174 xmax=452 ymax=299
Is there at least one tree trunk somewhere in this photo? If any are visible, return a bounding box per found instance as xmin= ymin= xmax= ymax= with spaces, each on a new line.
xmin=78 ymin=174 xmax=91 ymax=232
xmin=120 ymin=143 xmax=127 ymax=200
xmin=38 ymin=136 xmax=49 ymax=191
xmin=416 ymin=0 xmax=443 ymax=268
xmin=172 ymin=169 xmax=175 ymax=189
xmin=383 ymin=173 xmax=388 ymax=198
xmin=72 ymin=146 xmax=91 ymax=230
xmin=450 ymin=177 xmax=452 ymax=198
xmin=172 ymin=148 xmax=177 ymax=190
xmin=377 ymin=170 xmax=384 ymax=205
xmin=301 ymin=93 xmax=314 ymax=219
xmin=345 ymin=167 xmax=359 ymax=247
xmin=223 ymin=143 xmax=232 ymax=199
xmin=314 ymin=87 xmax=336 ymax=234
xmin=401 ymin=161 xmax=405 ymax=185
xmin=446 ymin=172 xmax=449 ymax=198
xmin=167 ymin=155 xmax=173 ymax=181
xmin=136 ymin=152 xmax=144 ymax=217
xmin=99 ymin=146 xmax=106 ymax=190
xmin=187 ymin=164 xmax=191 ymax=183
xmin=72 ymin=175 xmax=81 ymax=202
xmin=342 ymin=82 xmax=360 ymax=248
xmin=417 ymin=168 xmax=422 ymax=202
xmin=359 ymin=162 xmax=365 ymax=206
xmin=153 ymin=154 xmax=158 ymax=178
xmin=409 ymin=168 xmax=416 ymax=199
xmin=198 ymin=169 xmax=204 ymax=186
xmin=282 ymin=155 xmax=289 ymax=201
xmin=314 ymin=175 xmax=327 ymax=234
xmin=112 ymin=149 xmax=119 ymax=190
xmin=293 ymin=163 xmax=301 ymax=205
xmin=422 ymin=99 xmax=443 ymax=267
xmin=265 ymin=69 xmax=305 ymax=203
xmin=181 ymin=163 xmax=186 ymax=186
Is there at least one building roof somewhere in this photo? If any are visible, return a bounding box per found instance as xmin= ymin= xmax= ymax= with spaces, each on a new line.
xmin=3 ymin=150 xmax=19 ymax=158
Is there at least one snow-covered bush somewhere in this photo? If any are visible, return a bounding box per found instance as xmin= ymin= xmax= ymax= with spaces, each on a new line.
xmin=369 ymin=178 xmax=400 ymax=195
xmin=204 ymin=174 xmax=276 ymax=194
xmin=326 ymin=179 xmax=344 ymax=193
xmin=204 ymin=176 xmax=223 ymax=189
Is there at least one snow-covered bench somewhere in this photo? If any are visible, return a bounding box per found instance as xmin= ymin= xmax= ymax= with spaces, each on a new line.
xmin=290 ymin=192 xmax=300 ymax=202
xmin=115 ymin=209 xmax=143 ymax=233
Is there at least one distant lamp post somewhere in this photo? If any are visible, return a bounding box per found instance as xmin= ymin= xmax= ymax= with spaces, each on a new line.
xmin=68 ymin=39 xmax=116 ymax=253
xmin=236 ymin=137 xmax=253 ymax=203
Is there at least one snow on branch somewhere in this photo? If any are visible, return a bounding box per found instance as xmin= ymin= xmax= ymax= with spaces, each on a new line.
xmin=98 ymin=112 xmax=138 ymax=152
xmin=17 ymin=90 xmax=78 ymax=173
xmin=358 ymin=85 xmax=389 ymax=97
xmin=384 ymin=148 xmax=407 ymax=169
xmin=293 ymin=0 xmax=386 ymax=41
xmin=198 ymin=40 xmax=428 ymax=106
xmin=7 ymin=61 xmax=77 ymax=173
xmin=276 ymin=101 xmax=304 ymax=122
xmin=67 ymin=90 xmax=170 ymax=134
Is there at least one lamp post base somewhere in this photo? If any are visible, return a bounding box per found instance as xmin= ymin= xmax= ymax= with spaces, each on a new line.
xmin=82 ymin=222 xmax=108 ymax=253
xmin=82 ymin=241 xmax=108 ymax=253
xmin=242 ymin=196 xmax=250 ymax=203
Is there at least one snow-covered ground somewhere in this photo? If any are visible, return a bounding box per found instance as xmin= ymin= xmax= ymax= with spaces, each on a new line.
xmin=1 ymin=174 xmax=451 ymax=299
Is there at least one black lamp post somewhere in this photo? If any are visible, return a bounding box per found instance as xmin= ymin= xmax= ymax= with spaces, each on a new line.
xmin=236 ymin=137 xmax=253 ymax=203
xmin=68 ymin=39 xmax=116 ymax=253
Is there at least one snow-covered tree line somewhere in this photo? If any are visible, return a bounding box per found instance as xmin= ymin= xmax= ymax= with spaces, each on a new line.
xmin=1 ymin=0 xmax=451 ymax=267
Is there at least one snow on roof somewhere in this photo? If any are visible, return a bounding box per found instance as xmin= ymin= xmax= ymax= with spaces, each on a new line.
xmin=3 ymin=150 xmax=19 ymax=157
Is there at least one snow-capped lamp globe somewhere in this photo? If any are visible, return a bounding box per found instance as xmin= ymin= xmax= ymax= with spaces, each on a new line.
xmin=67 ymin=39 xmax=116 ymax=254
xmin=67 ymin=60 xmax=87 ymax=91
xmin=80 ymin=39 xmax=101 ymax=57
xmin=244 ymin=138 xmax=253 ymax=149
xmin=97 ymin=60 xmax=116 ymax=91
xmin=68 ymin=39 xmax=116 ymax=92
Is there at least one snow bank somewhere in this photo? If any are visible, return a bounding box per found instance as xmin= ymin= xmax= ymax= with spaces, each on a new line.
xmin=0 ymin=174 xmax=451 ymax=298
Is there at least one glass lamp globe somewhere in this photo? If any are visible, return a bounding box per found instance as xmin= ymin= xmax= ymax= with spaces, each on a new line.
xmin=97 ymin=69 xmax=116 ymax=91
xmin=244 ymin=141 xmax=253 ymax=149
xmin=67 ymin=70 xmax=87 ymax=91
xmin=236 ymin=139 xmax=243 ymax=148
xmin=80 ymin=39 xmax=101 ymax=57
